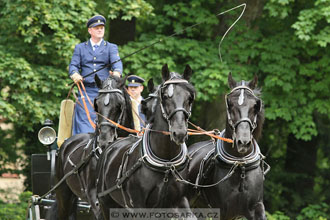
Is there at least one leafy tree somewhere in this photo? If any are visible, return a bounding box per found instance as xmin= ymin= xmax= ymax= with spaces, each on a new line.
xmin=0 ymin=0 xmax=329 ymax=218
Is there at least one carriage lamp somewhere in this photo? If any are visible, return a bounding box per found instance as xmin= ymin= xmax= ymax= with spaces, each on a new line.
xmin=38 ymin=119 xmax=56 ymax=146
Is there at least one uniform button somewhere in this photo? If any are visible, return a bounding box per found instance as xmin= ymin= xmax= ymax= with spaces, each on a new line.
xmin=93 ymin=63 xmax=96 ymax=66
xmin=94 ymin=57 xmax=96 ymax=60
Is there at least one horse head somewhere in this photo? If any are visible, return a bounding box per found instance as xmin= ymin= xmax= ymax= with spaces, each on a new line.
xmin=226 ymin=73 xmax=264 ymax=155
xmin=94 ymin=74 xmax=126 ymax=148
xmin=158 ymin=64 xmax=196 ymax=145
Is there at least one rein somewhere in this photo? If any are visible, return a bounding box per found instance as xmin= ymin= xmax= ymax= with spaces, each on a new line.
xmin=76 ymin=82 xmax=96 ymax=129
xmin=70 ymin=79 xmax=235 ymax=142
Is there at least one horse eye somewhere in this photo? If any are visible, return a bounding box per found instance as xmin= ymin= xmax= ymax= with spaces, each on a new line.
xmin=162 ymin=93 xmax=169 ymax=100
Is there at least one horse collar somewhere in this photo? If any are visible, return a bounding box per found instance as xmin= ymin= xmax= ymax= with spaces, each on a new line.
xmin=141 ymin=124 xmax=188 ymax=172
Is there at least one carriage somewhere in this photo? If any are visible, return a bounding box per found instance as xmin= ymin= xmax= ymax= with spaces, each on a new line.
xmin=26 ymin=66 xmax=269 ymax=220
xmin=27 ymin=119 xmax=92 ymax=220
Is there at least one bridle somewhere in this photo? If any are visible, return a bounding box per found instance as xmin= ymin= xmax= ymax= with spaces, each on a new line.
xmin=96 ymin=78 xmax=125 ymax=138
xmin=225 ymin=82 xmax=262 ymax=137
xmin=159 ymin=77 xmax=194 ymax=126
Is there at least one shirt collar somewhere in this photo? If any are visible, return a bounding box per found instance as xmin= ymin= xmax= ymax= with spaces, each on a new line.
xmin=130 ymin=96 xmax=143 ymax=103
xmin=90 ymin=38 xmax=103 ymax=47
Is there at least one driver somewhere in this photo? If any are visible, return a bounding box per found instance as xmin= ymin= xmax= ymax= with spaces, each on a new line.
xmin=68 ymin=15 xmax=123 ymax=135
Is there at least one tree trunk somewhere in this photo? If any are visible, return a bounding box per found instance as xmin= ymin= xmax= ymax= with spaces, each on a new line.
xmin=284 ymin=133 xmax=318 ymax=206
xmin=109 ymin=17 xmax=136 ymax=45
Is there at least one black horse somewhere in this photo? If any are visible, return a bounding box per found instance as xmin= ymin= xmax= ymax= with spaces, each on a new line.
xmin=187 ymin=73 xmax=268 ymax=220
xmin=96 ymin=64 xmax=196 ymax=219
xmin=48 ymin=75 xmax=134 ymax=220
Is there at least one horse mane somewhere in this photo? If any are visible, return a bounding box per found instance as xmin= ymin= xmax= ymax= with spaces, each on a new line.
xmin=252 ymin=87 xmax=264 ymax=141
xmin=123 ymin=89 xmax=135 ymax=130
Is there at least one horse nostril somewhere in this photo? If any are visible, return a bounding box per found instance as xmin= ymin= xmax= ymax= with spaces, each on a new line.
xmin=238 ymin=139 xmax=251 ymax=146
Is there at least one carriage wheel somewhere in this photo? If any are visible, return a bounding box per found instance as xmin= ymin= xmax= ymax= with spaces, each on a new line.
xmin=26 ymin=196 xmax=41 ymax=220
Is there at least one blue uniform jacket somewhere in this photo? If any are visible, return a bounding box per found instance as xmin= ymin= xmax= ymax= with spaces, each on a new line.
xmin=69 ymin=40 xmax=123 ymax=135
xmin=69 ymin=40 xmax=123 ymax=83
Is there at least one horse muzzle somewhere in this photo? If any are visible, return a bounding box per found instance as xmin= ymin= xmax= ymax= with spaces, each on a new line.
xmin=235 ymin=121 xmax=252 ymax=154
xmin=170 ymin=128 xmax=188 ymax=145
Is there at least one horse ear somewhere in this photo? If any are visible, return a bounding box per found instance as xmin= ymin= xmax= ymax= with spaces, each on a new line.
xmin=162 ymin=64 xmax=170 ymax=81
xmin=118 ymin=75 xmax=128 ymax=89
xmin=228 ymin=72 xmax=236 ymax=89
xmin=95 ymin=74 xmax=102 ymax=88
xmin=93 ymin=98 xmax=98 ymax=112
xmin=248 ymin=74 xmax=258 ymax=90
xmin=183 ymin=64 xmax=192 ymax=81
xmin=147 ymin=78 xmax=155 ymax=93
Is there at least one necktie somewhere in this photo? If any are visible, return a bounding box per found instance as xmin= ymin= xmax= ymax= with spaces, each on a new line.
xmin=131 ymin=99 xmax=141 ymax=131
xmin=93 ymin=45 xmax=99 ymax=52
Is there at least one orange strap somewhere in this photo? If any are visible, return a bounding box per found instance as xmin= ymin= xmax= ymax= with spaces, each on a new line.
xmin=76 ymin=82 xmax=96 ymax=129
xmin=188 ymin=129 xmax=233 ymax=143
xmin=80 ymin=82 xmax=94 ymax=108
xmin=70 ymin=83 xmax=232 ymax=143
xmin=188 ymin=121 xmax=233 ymax=143
xmin=95 ymin=111 xmax=141 ymax=134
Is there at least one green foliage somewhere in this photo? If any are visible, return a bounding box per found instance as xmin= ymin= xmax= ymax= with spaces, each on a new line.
xmin=292 ymin=0 xmax=330 ymax=47
xmin=267 ymin=203 xmax=330 ymax=220
xmin=0 ymin=191 xmax=32 ymax=220
xmin=267 ymin=211 xmax=291 ymax=220
xmin=121 ymin=34 xmax=230 ymax=102
xmin=264 ymin=0 xmax=295 ymax=19
xmin=297 ymin=203 xmax=330 ymax=220
xmin=106 ymin=0 xmax=154 ymax=20
xmin=0 ymin=0 xmax=156 ymax=180
xmin=0 ymin=0 xmax=330 ymax=218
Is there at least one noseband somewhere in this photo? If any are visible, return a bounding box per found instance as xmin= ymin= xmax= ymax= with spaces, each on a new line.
xmin=225 ymin=84 xmax=262 ymax=134
xmin=159 ymin=78 xmax=193 ymax=123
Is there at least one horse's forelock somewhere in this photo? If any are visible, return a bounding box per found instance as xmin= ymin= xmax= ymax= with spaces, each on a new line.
xmin=168 ymin=72 xmax=196 ymax=98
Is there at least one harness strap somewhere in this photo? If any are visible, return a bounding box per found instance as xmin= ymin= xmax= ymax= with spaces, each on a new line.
xmin=157 ymin=170 xmax=170 ymax=207
xmin=37 ymin=145 xmax=96 ymax=200
xmin=98 ymin=159 xmax=143 ymax=198
xmin=172 ymin=160 xmax=239 ymax=188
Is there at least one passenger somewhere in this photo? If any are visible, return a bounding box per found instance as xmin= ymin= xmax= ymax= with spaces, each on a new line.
xmin=126 ymin=75 xmax=146 ymax=131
